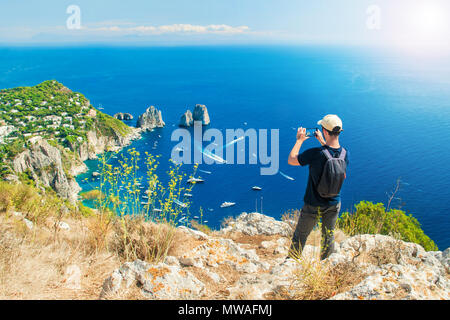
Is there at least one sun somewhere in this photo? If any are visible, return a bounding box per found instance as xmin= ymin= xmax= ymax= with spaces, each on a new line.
xmin=410 ymin=3 xmax=447 ymax=35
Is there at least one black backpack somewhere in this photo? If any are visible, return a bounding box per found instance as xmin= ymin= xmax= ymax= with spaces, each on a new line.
xmin=316 ymin=148 xmax=347 ymax=198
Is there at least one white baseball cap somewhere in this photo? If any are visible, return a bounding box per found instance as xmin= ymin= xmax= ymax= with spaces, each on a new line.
xmin=317 ymin=114 xmax=343 ymax=132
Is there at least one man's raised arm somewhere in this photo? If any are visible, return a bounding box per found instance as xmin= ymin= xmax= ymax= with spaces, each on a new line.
xmin=288 ymin=127 xmax=309 ymax=166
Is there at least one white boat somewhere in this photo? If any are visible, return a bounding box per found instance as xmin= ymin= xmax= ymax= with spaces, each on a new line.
xmin=153 ymin=208 xmax=162 ymax=212
xmin=187 ymin=177 xmax=204 ymax=184
xmin=184 ymin=193 xmax=193 ymax=198
xmin=208 ymin=208 xmax=214 ymax=212
xmin=142 ymin=195 xmax=148 ymax=199
xmin=252 ymin=186 xmax=262 ymax=191
xmin=198 ymin=169 xmax=212 ymax=174
xmin=220 ymin=202 xmax=236 ymax=208
xmin=173 ymin=199 xmax=188 ymax=208
xmin=193 ymin=216 xmax=200 ymax=219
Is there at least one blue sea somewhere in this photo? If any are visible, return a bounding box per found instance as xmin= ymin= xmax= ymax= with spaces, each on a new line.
xmin=1 ymin=46 xmax=449 ymax=249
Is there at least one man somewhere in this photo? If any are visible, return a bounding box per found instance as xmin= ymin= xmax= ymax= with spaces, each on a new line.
xmin=287 ymin=114 xmax=349 ymax=260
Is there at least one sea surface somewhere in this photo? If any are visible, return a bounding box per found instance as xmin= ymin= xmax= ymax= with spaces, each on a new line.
xmin=1 ymin=46 xmax=449 ymax=249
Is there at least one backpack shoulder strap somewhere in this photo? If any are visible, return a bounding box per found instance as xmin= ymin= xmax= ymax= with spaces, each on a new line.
xmin=322 ymin=148 xmax=333 ymax=160
xmin=339 ymin=148 xmax=346 ymax=160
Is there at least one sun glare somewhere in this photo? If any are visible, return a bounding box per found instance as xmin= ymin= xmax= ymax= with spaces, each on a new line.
xmin=403 ymin=2 xmax=449 ymax=47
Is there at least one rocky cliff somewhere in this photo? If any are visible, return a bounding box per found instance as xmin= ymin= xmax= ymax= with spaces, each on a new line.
xmin=12 ymin=137 xmax=81 ymax=203
xmin=101 ymin=212 xmax=449 ymax=300
xmin=136 ymin=106 xmax=165 ymax=131
xmin=11 ymin=126 xmax=141 ymax=203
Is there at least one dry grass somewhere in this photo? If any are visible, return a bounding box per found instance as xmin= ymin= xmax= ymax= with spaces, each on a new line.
xmin=0 ymin=181 xmax=179 ymax=299
xmin=111 ymin=216 xmax=177 ymax=264
xmin=0 ymin=214 xmax=119 ymax=299
xmin=282 ymin=246 xmax=365 ymax=300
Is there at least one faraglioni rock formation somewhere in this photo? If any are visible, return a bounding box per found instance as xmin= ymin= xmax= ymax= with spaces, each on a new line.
xmin=179 ymin=104 xmax=210 ymax=127
xmin=136 ymin=106 xmax=165 ymax=131
xmin=179 ymin=110 xmax=194 ymax=127
xmin=192 ymin=104 xmax=210 ymax=125
xmin=113 ymin=113 xmax=134 ymax=121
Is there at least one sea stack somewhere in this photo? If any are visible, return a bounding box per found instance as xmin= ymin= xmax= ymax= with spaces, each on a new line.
xmin=113 ymin=112 xmax=133 ymax=121
xmin=179 ymin=110 xmax=194 ymax=127
xmin=136 ymin=106 xmax=165 ymax=131
xmin=192 ymin=104 xmax=210 ymax=125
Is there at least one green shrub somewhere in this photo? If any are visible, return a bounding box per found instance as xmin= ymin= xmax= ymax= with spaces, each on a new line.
xmin=337 ymin=201 xmax=438 ymax=251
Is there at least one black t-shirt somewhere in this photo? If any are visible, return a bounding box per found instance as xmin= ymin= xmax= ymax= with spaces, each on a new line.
xmin=297 ymin=145 xmax=350 ymax=207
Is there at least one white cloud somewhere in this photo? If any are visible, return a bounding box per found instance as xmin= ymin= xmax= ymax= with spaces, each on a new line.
xmin=89 ymin=23 xmax=250 ymax=35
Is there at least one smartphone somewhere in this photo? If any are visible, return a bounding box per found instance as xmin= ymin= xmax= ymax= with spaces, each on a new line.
xmin=305 ymin=128 xmax=318 ymax=137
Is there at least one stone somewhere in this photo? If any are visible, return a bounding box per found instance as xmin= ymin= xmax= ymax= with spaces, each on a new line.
xmin=23 ymin=218 xmax=33 ymax=230
xmin=64 ymin=265 xmax=81 ymax=290
xmin=192 ymin=104 xmax=210 ymax=125
xmin=179 ymin=110 xmax=194 ymax=127
xmin=220 ymin=212 xmax=291 ymax=237
xmin=58 ymin=221 xmax=70 ymax=231
xmin=113 ymin=113 xmax=133 ymax=121
xmin=101 ymin=260 xmax=205 ymax=299
xmin=136 ymin=106 xmax=165 ymax=131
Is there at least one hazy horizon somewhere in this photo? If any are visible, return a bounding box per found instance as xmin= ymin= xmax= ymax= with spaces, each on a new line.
xmin=0 ymin=0 xmax=449 ymax=53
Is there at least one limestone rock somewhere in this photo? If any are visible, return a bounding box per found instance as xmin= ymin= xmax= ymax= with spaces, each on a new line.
xmin=192 ymin=104 xmax=210 ymax=125
xmin=13 ymin=137 xmax=81 ymax=203
xmin=179 ymin=110 xmax=194 ymax=127
xmin=101 ymin=260 xmax=205 ymax=299
xmin=136 ymin=106 xmax=165 ymax=131
xmin=220 ymin=212 xmax=292 ymax=237
xmin=113 ymin=113 xmax=133 ymax=121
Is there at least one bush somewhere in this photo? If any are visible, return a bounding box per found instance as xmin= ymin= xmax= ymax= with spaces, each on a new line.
xmin=337 ymin=201 xmax=438 ymax=251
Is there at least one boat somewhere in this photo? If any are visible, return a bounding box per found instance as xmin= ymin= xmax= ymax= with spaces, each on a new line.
xmin=187 ymin=177 xmax=204 ymax=184
xmin=193 ymin=216 xmax=200 ymax=219
xmin=153 ymin=208 xmax=162 ymax=213
xmin=198 ymin=169 xmax=212 ymax=174
xmin=208 ymin=208 xmax=214 ymax=212
xmin=252 ymin=186 xmax=262 ymax=191
xmin=220 ymin=202 xmax=236 ymax=208
xmin=173 ymin=199 xmax=188 ymax=208
xmin=142 ymin=196 xmax=148 ymax=199
xmin=184 ymin=193 xmax=193 ymax=198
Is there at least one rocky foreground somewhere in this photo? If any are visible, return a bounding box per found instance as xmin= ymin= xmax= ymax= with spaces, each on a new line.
xmin=101 ymin=212 xmax=449 ymax=300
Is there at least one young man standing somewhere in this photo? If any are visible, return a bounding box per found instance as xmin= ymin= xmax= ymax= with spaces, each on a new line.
xmin=287 ymin=114 xmax=349 ymax=260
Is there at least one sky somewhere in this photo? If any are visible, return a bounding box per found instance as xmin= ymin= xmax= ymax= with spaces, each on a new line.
xmin=0 ymin=0 xmax=449 ymax=49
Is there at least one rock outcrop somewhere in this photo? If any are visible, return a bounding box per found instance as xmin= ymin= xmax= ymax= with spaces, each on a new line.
xmin=219 ymin=212 xmax=292 ymax=237
xmin=136 ymin=106 xmax=165 ymax=131
xmin=179 ymin=110 xmax=194 ymax=127
xmin=13 ymin=137 xmax=81 ymax=203
xmin=178 ymin=104 xmax=210 ymax=127
xmin=192 ymin=104 xmax=210 ymax=125
xmin=77 ymin=128 xmax=141 ymax=161
xmin=113 ymin=113 xmax=134 ymax=121
xmin=101 ymin=213 xmax=449 ymax=300
xmin=11 ymin=127 xmax=141 ymax=202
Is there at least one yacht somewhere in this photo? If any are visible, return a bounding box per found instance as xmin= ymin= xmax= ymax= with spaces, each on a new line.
xmin=252 ymin=186 xmax=262 ymax=191
xmin=187 ymin=177 xmax=204 ymax=184
xmin=220 ymin=202 xmax=236 ymax=208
